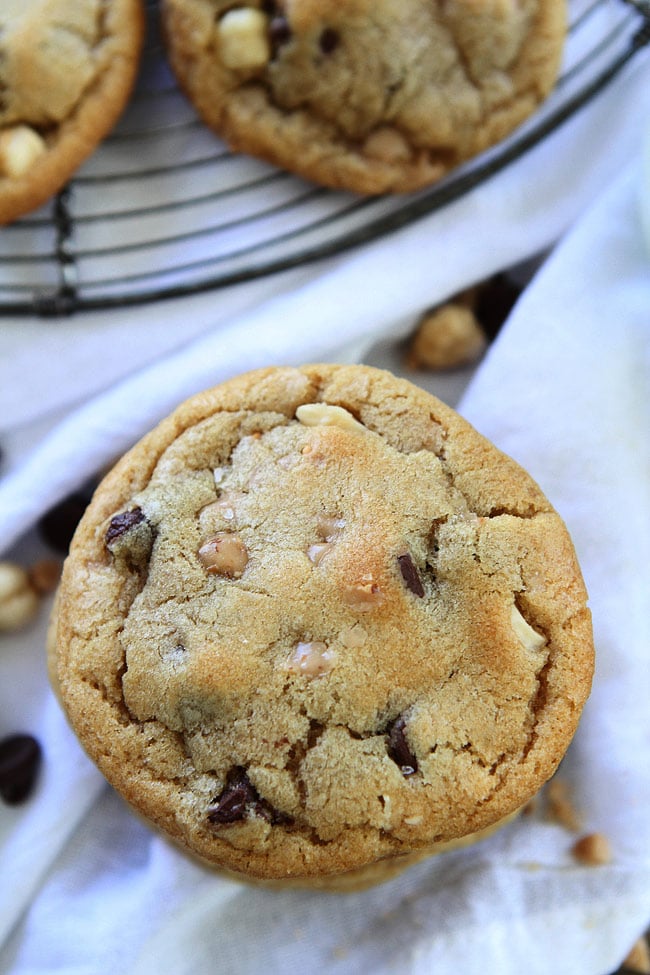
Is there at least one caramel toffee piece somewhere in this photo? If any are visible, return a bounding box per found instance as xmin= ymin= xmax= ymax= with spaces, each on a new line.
xmin=52 ymin=364 xmax=593 ymax=886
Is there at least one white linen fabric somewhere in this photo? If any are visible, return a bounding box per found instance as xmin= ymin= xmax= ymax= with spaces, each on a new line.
xmin=0 ymin=46 xmax=649 ymax=975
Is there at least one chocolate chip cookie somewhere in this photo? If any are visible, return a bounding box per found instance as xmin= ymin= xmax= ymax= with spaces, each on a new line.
xmin=51 ymin=364 xmax=593 ymax=888
xmin=0 ymin=0 xmax=144 ymax=225
xmin=160 ymin=0 xmax=565 ymax=194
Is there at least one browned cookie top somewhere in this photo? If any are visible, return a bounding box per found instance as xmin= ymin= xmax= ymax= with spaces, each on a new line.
xmin=52 ymin=365 xmax=593 ymax=882
xmin=161 ymin=0 xmax=565 ymax=193
xmin=0 ymin=0 xmax=144 ymax=224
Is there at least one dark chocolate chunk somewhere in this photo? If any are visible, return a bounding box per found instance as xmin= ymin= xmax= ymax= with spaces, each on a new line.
xmin=474 ymin=273 xmax=523 ymax=341
xmin=207 ymin=768 xmax=291 ymax=827
xmin=319 ymin=28 xmax=340 ymax=54
xmin=269 ymin=15 xmax=292 ymax=49
xmin=105 ymin=507 xmax=146 ymax=546
xmin=386 ymin=716 xmax=418 ymax=776
xmin=38 ymin=494 xmax=90 ymax=554
xmin=397 ymin=553 xmax=425 ymax=598
xmin=0 ymin=734 xmax=42 ymax=805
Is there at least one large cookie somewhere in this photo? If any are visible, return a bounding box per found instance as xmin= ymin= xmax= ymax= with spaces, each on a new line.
xmin=51 ymin=365 xmax=593 ymax=888
xmin=0 ymin=0 xmax=144 ymax=225
xmin=161 ymin=0 xmax=565 ymax=194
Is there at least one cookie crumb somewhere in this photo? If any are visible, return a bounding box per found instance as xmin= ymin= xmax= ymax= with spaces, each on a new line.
xmin=621 ymin=937 xmax=650 ymax=973
xmin=571 ymin=832 xmax=612 ymax=866
xmin=0 ymin=562 xmax=40 ymax=632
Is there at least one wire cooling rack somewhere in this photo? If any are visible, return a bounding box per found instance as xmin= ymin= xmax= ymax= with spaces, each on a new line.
xmin=0 ymin=0 xmax=648 ymax=317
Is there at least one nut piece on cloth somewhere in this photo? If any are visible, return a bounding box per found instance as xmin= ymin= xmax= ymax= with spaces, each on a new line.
xmin=160 ymin=0 xmax=566 ymax=194
xmin=0 ymin=561 xmax=40 ymax=632
xmin=50 ymin=364 xmax=594 ymax=890
xmin=0 ymin=0 xmax=144 ymax=224
xmin=407 ymin=303 xmax=487 ymax=370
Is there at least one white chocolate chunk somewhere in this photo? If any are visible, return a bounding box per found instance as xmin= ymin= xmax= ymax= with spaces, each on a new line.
xmin=217 ymin=9 xmax=271 ymax=71
xmin=511 ymin=604 xmax=546 ymax=651
xmin=0 ymin=126 xmax=46 ymax=178
xmin=296 ymin=404 xmax=366 ymax=432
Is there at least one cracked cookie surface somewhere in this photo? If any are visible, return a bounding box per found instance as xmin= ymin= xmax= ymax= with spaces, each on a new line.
xmin=52 ymin=364 xmax=593 ymax=887
xmin=0 ymin=0 xmax=144 ymax=224
xmin=161 ymin=0 xmax=565 ymax=193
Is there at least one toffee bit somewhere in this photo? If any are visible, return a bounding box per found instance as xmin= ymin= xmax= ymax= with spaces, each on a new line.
xmin=387 ymin=715 xmax=418 ymax=776
xmin=397 ymin=552 xmax=425 ymax=598
xmin=105 ymin=507 xmax=145 ymax=546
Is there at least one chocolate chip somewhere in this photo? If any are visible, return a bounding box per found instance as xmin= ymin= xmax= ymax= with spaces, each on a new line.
xmin=397 ymin=553 xmax=425 ymax=598
xmin=207 ymin=767 xmax=291 ymax=827
xmin=38 ymin=494 xmax=89 ymax=554
xmin=474 ymin=273 xmax=523 ymax=341
xmin=105 ymin=507 xmax=145 ymax=546
xmin=386 ymin=716 xmax=418 ymax=776
xmin=319 ymin=28 xmax=340 ymax=54
xmin=0 ymin=734 xmax=42 ymax=805
xmin=269 ymin=15 xmax=291 ymax=49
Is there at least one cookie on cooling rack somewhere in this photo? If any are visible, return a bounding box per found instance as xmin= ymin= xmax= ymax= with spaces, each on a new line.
xmin=50 ymin=364 xmax=594 ymax=890
xmin=0 ymin=0 xmax=144 ymax=225
xmin=160 ymin=0 xmax=565 ymax=194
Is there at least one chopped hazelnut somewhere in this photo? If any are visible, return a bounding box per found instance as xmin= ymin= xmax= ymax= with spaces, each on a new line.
xmin=198 ymin=533 xmax=248 ymax=578
xmin=307 ymin=542 xmax=334 ymax=565
xmin=571 ymin=832 xmax=612 ymax=866
xmin=316 ymin=514 xmax=345 ymax=540
xmin=0 ymin=126 xmax=46 ymax=178
xmin=511 ymin=604 xmax=546 ymax=652
xmin=343 ymin=575 xmax=385 ymax=611
xmin=217 ymin=8 xmax=271 ymax=71
xmin=0 ymin=562 xmax=40 ymax=632
xmin=407 ymin=303 xmax=487 ymax=371
xmin=288 ymin=641 xmax=335 ymax=678
xmin=363 ymin=126 xmax=412 ymax=163
xmin=296 ymin=403 xmax=366 ymax=432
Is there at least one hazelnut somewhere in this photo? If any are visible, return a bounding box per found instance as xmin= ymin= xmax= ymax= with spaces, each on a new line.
xmin=571 ymin=832 xmax=613 ymax=866
xmin=198 ymin=533 xmax=248 ymax=578
xmin=342 ymin=575 xmax=385 ymax=612
xmin=307 ymin=542 xmax=334 ymax=565
xmin=0 ymin=562 xmax=40 ymax=632
xmin=287 ymin=641 xmax=335 ymax=678
xmin=407 ymin=304 xmax=487 ymax=371
xmin=217 ymin=8 xmax=271 ymax=71
xmin=363 ymin=126 xmax=412 ymax=163
xmin=0 ymin=126 xmax=46 ymax=178
xmin=296 ymin=403 xmax=366 ymax=433
xmin=511 ymin=604 xmax=546 ymax=652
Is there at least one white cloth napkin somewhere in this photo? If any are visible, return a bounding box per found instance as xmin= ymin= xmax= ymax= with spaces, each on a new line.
xmin=0 ymin=158 xmax=649 ymax=975
xmin=1 ymin=41 xmax=650 ymax=975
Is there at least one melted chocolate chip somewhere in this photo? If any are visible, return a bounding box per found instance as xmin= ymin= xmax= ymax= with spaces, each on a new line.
xmin=207 ymin=768 xmax=291 ymax=827
xmin=319 ymin=28 xmax=340 ymax=54
xmin=397 ymin=553 xmax=425 ymax=598
xmin=105 ymin=507 xmax=146 ymax=546
xmin=387 ymin=716 xmax=418 ymax=776
xmin=0 ymin=734 xmax=42 ymax=805
xmin=269 ymin=15 xmax=292 ymax=49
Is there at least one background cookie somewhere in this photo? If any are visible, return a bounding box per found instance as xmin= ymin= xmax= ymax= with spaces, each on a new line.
xmin=52 ymin=365 xmax=593 ymax=888
xmin=0 ymin=0 xmax=144 ymax=225
xmin=161 ymin=0 xmax=566 ymax=194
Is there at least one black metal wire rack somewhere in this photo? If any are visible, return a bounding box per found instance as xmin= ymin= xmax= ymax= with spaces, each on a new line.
xmin=0 ymin=0 xmax=649 ymax=317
